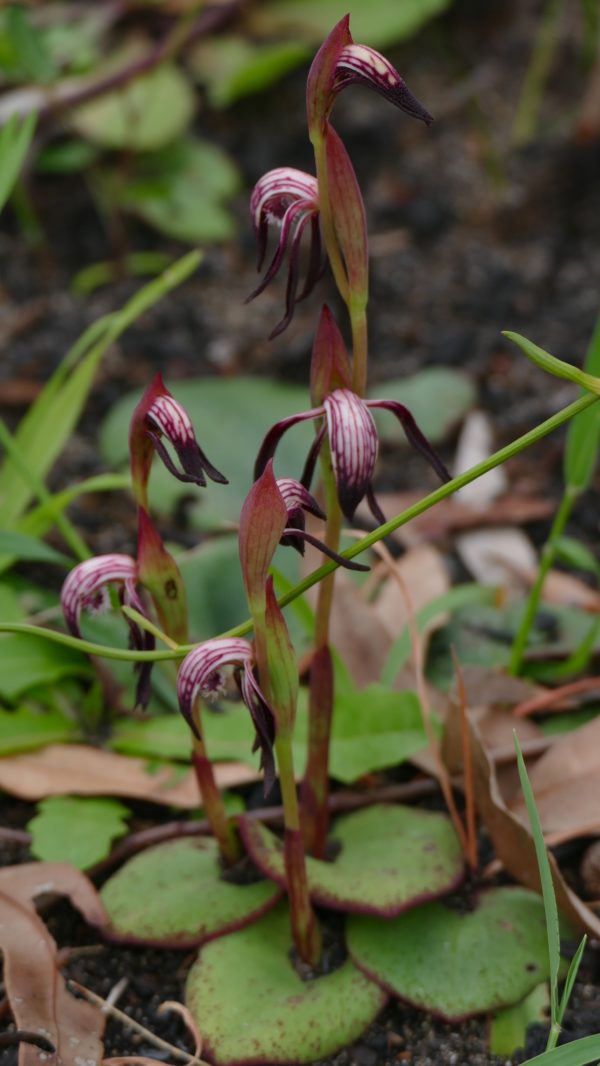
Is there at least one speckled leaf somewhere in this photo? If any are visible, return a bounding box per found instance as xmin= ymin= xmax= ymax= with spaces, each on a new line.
xmin=348 ymin=887 xmax=550 ymax=1021
xmin=241 ymin=804 xmax=464 ymax=915
xmin=101 ymin=837 xmax=280 ymax=947
xmin=186 ymin=904 xmax=386 ymax=1065
xmin=28 ymin=795 xmax=129 ymax=870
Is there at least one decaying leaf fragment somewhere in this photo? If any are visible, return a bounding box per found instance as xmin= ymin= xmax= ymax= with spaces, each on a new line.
xmin=0 ymin=888 xmax=105 ymax=1065
xmin=443 ymin=688 xmax=600 ymax=938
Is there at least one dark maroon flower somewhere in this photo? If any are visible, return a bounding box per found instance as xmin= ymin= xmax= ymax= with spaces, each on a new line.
xmin=60 ymin=554 xmax=155 ymax=707
xmin=247 ymin=167 xmax=322 ymax=339
xmin=177 ymin=638 xmax=276 ymax=793
xmin=256 ymin=388 xmax=451 ymax=524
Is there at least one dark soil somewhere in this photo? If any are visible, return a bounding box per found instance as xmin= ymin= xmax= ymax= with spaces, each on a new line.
xmin=2 ymin=0 xmax=600 ymax=1063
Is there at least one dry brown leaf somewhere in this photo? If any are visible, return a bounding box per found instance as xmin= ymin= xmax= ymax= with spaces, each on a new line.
xmin=443 ymin=700 xmax=600 ymax=937
xmin=456 ymin=527 xmax=537 ymax=589
xmin=356 ymin=491 xmax=553 ymax=547
xmin=522 ymin=567 xmax=600 ymax=612
xmin=0 ymin=889 xmax=105 ymax=1065
xmin=453 ymin=410 xmax=507 ymax=506
xmin=0 ymin=744 xmax=258 ymax=807
xmin=371 ymin=544 xmax=449 ymax=637
xmin=509 ymin=715 xmax=600 ymax=839
xmin=0 ymin=862 xmax=107 ymax=927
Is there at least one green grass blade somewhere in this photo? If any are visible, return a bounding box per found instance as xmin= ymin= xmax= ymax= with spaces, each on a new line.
xmin=523 ymin=1035 xmax=600 ymax=1065
xmin=564 ymin=313 xmax=600 ymax=491
xmin=557 ymin=935 xmax=587 ymax=1026
xmin=0 ymin=112 xmax=37 ymax=213
xmin=503 ymin=331 xmax=600 ymax=396
xmin=514 ymin=732 xmax=560 ymax=1045
xmin=0 ymin=250 xmax=201 ymax=528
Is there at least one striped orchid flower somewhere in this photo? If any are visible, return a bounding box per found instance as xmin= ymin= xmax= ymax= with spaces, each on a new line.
xmin=307 ymin=15 xmax=432 ymax=136
xmin=247 ymin=167 xmax=322 ymax=339
xmin=256 ymin=388 xmax=450 ymax=525
xmin=276 ymin=475 xmax=368 ymax=570
xmin=61 ymin=554 xmax=155 ymax=707
xmin=177 ymin=638 xmax=277 ymax=792
xmin=129 ymin=373 xmax=227 ymax=505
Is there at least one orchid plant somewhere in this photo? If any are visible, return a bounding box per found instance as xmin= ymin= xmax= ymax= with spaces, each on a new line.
xmin=19 ymin=13 xmax=600 ymax=1065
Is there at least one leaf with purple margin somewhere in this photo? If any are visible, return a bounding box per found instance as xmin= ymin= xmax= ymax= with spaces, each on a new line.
xmin=348 ymin=887 xmax=550 ymax=1021
xmin=185 ymin=903 xmax=386 ymax=1065
xmin=101 ymin=837 xmax=281 ymax=947
xmin=241 ymin=804 xmax=464 ymax=915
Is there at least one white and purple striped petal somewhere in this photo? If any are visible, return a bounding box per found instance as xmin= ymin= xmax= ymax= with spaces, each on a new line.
xmin=145 ymin=392 xmax=227 ymax=488
xmin=325 ymin=389 xmax=378 ymax=520
xmin=334 ymin=44 xmax=433 ymax=125
xmin=248 ymin=167 xmax=322 ymax=337
xmin=61 ymin=554 xmax=138 ymax=636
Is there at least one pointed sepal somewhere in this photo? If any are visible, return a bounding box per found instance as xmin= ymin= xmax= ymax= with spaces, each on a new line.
xmin=309 ymin=305 xmax=352 ymax=406
xmin=239 ymin=460 xmax=288 ymax=613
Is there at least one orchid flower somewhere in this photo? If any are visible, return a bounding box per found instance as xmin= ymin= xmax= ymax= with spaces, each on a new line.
xmin=177 ymin=638 xmax=276 ymax=792
xmin=276 ymin=475 xmax=368 ymax=570
xmin=61 ymin=554 xmax=155 ymax=707
xmin=129 ymin=373 xmax=227 ymax=506
xmin=247 ymin=167 xmax=321 ymax=339
xmin=256 ymin=387 xmax=451 ymax=525
xmin=307 ymin=15 xmax=432 ymax=137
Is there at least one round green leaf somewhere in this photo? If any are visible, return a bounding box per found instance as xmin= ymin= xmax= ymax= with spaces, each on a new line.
xmin=28 ymin=796 xmax=129 ymax=870
xmin=241 ymin=805 xmax=464 ymax=915
xmin=101 ymin=837 xmax=281 ymax=947
xmin=72 ymin=63 xmax=195 ymax=150
xmin=347 ymin=886 xmax=550 ymax=1020
xmin=186 ymin=904 xmax=386 ymax=1065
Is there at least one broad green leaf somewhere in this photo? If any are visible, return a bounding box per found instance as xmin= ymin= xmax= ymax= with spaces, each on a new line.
xmin=490 ymin=985 xmax=549 ymax=1056
xmin=101 ymin=837 xmax=280 ymax=945
xmin=0 ymin=252 xmax=200 ymax=534
xmin=250 ymin=0 xmax=451 ymax=47
xmin=0 ymin=633 xmax=89 ymax=701
xmin=190 ymin=36 xmax=310 ymax=108
xmin=111 ymin=714 xmax=191 ymax=761
xmin=99 ymin=376 xmax=315 ymax=527
xmin=370 ymin=368 xmax=476 ymax=445
xmin=72 ymin=63 xmax=195 ymax=150
xmin=6 ymin=6 xmax=55 ymax=83
xmin=0 ymin=705 xmax=77 ymax=755
xmin=36 ymin=139 xmax=100 ymax=174
xmin=186 ymin=904 xmax=386 ymax=1064
xmin=0 ymin=112 xmax=36 ymax=213
xmin=326 ymin=684 xmax=429 ymax=783
xmin=242 ymin=804 xmax=463 ymax=914
xmin=28 ymin=796 xmax=129 ymax=869
xmin=0 ymin=531 xmax=71 ymax=567
xmin=348 ymin=887 xmax=550 ymax=1020
xmin=564 ymin=313 xmax=600 ymax=491
xmin=112 ymin=137 xmax=240 ymax=243
xmin=523 ymin=1035 xmax=600 ymax=1065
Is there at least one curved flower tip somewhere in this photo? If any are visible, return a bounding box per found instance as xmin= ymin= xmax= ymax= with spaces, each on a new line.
xmin=247 ymin=167 xmax=322 ymax=339
xmin=130 ymin=373 xmax=227 ymax=502
xmin=177 ymin=639 xmax=276 ymax=793
xmin=276 ymin=476 xmax=368 ymax=572
xmin=307 ymin=15 xmax=432 ymax=134
xmin=61 ymin=555 xmax=155 ymax=708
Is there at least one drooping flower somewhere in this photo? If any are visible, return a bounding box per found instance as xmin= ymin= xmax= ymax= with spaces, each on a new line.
xmin=256 ymin=387 xmax=450 ymax=525
xmin=61 ymin=555 xmax=155 ymax=707
xmin=177 ymin=638 xmax=276 ymax=792
xmin=247 ymin=167 xmax=322 ymax=339
xmin=307 ymin=15 xmax=432 ymax=137
xmin=129 ymin=373 xmax=227 ymax=506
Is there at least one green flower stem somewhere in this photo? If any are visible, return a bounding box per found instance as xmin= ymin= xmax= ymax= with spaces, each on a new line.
xmin=350 ymin=299 xmax=369 ymax=397
xmin=509 ymin=485 xmax=577 ymax=675
xmin=275 ymin=732 xmax=322 ymax=967
xmin=2 ymin=393 xmax=596 ymax=663
xmin=301 ymin=446 xmax=341 ymax=857
xmin=311 ymin=132 xmax=349 ymax=305
xmin=191 ymin=699 xmax=241 ymax=866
